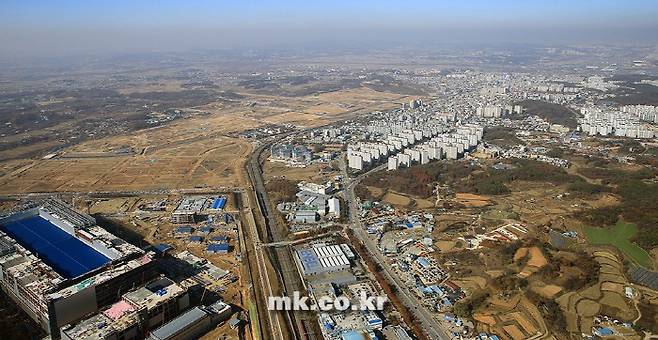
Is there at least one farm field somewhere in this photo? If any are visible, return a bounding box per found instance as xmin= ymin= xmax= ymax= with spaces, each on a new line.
xmin=585 ymin=221 xmax=654 ymax=269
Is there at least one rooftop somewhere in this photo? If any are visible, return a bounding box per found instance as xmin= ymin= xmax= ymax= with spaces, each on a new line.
xmin=123 ymin=277 xmax=185 ymax=310
xmin=0 ymin=214 xmax=110 ymax=279
xmin=174 ymin=197 xmax=207 ymax=214
xmin=149 ymin=306 xmax=208 ymax=340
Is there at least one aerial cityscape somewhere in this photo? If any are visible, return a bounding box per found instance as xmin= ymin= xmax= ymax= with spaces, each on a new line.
xmin=1 ymin=1 xmax=658 ymax=340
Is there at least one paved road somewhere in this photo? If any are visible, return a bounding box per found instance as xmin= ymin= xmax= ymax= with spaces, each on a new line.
xmin=341 ymin=163 xmax=452 ymax=340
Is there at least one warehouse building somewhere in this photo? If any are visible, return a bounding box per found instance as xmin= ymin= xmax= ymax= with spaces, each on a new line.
xmin=206 ymin=243 xmax=229 ymax=254
xmin=295 ymin=244 xmax=352 ymax=276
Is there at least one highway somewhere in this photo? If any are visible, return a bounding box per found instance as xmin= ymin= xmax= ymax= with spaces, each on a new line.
xmin=340 ymin=163 xmax=452 ymax=340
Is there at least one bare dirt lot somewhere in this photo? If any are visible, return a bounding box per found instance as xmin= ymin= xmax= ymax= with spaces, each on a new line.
xmin=0 ymin=114 xmax=255 ymax=193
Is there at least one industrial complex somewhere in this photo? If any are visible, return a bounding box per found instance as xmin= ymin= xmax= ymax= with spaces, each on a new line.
xmin=0 ymin=198 xmax=157 ymax=338
xmin=0 ymin=197 xmax=240 ymax=340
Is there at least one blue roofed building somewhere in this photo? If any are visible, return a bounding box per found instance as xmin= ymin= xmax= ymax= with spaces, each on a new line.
xmin=210 ymin=197 xmax=227 ymax=210
xmin=207 ymin=243 xmax=230 ymax=254
xmin=198 ymin=226 xmax=213 ymax=234
xmin=174 ymin=226 xmax=193 ymax=235
xmin=294 ymin=244 xmax=351 ymax=276
xmin=210 ymin=235 xmax=229 ymax=242
xmin=153 ymin=243 xmax=173 ymax=255
xmin=188 ymin=236 xmax=203 ymax=244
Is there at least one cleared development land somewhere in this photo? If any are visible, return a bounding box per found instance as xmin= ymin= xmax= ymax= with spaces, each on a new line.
xmin=0 ymin=86 xmax=409 ymax=195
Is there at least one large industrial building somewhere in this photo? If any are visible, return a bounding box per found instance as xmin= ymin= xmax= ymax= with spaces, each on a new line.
xmin=170 ymin=197 xmax=208 ymax=224
xmin=295 ymin=244 xmax=355 ymax=276
xmin=0 ymin=198 xmax=158 ymax=339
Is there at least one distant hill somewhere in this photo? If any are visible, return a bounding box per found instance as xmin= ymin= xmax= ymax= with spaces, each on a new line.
xmin=609 ymin=74 xmax=658 ymax=106
xmin=515 ymin=100 xmax=579 ymax=129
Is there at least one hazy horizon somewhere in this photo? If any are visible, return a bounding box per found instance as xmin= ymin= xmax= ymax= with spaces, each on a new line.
xmin=1 ymin=0 xmax=658 ymax=62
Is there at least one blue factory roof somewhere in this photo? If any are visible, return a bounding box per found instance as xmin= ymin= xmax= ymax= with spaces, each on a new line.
xmin=207 ymin=243 xmax=229 ymax=252
xmin=174 ymin=226 xmax=193 ymax=234
xmin=153 ymin=243 xmax=173 ymax=254
xmin=0 ymin=215 xmax=110 ymax=279
xmin=211 ymin=235 xmax=228 ymax=242
xmin=297 ymin=248 xmax=321 ymax=273
xmin=188 ymin=236 xmax=203 ymax=242
xmin=211 ymin=197 xmax=227 ymax=209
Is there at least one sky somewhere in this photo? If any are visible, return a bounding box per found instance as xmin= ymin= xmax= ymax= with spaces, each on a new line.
xmin=1 ymin=0 xmax=657 ymax=60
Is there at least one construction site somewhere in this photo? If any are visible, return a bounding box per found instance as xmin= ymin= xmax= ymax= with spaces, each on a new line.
xmin=0 ymin=198 xmax=158 ymax=338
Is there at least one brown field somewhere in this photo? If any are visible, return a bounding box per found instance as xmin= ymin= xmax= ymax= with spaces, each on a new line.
xmin=576 ymin=299 xmax=600 ymax=317
xmin=474 ymin=314 xmax=496 ymax=326
xmin=414 ymin=198 xmax=435 ymax=209
xmin=527 ymin=247 xmax=548 ymax=267
xmin=530 ymin=283 xmax=563 ymax=299
xmin=513 ymin=247 xmax=528 ymax=261
xmin=261 ymin=111 xmax=330 ymax=127
xmin=435 ymin=240 xmax=456 ymax=252
xmin=502 ymin=324 xmax=525 ymax=340
xmin=0 ymin=114 xmax=256 ymax=193
xmin=382 ymin=191 xmax=412 ymax=206
xmin=515 ymin=246 xmax=548 ymax=278
xmin=220 ymin=86 xmax=413 ymax=128
xmin=454 ymin=276 xmax=488 ymax=290
xmin=264 ymin=161 xmax=337 ymax=184
xmin=89 ymin=198 xmax=140 ymax=214
xmin=510 ymin=311 xmax=538 ymax=335
xmin=454 ymin=192 xmax=491 ymax=207
xmin=600 ymin=282 xmax=624 ymax=293
xmin=365 ymin=186 xmax=385 ymax=199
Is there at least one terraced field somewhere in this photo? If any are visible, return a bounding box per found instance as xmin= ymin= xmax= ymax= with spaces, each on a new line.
xmin=556 ymin=250 xmax=638 ymax=335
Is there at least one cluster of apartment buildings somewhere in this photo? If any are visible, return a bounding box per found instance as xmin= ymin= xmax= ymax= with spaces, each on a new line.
xmin=579 ymin=107 xmax=656 ymax=139
xmin=475 ymin=105 xmax=523 ymax=118
xmin=535 ymin=83 xmax=581 ymax=93
xmin=387 ymin=125 xmax=484 ymax=170
xmin=620 ymin=105 xmax=658 ymax=123
xmin=270 ymin=143 xmax=313 ymax=164
xmin=345 ymin=108 xmax=484 ymax=170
